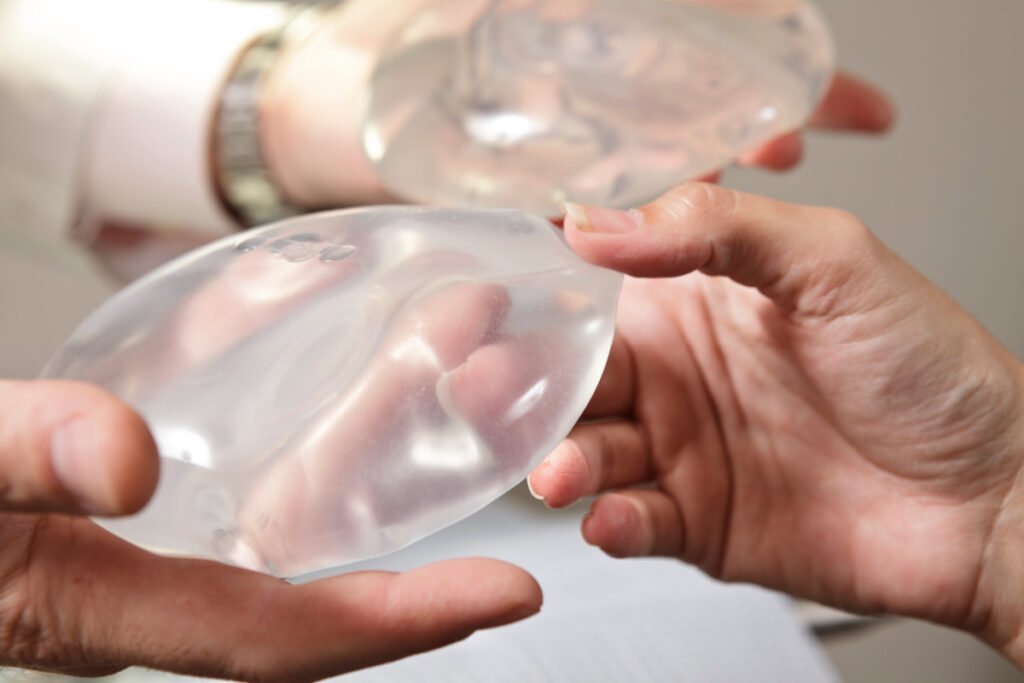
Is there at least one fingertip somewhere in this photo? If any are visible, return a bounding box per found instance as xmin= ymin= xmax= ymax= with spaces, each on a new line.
xmin=581 ymin=494 xmax=643 ymax=558
xmin=91 ymin=396 xmax=160 ymax=515
xmin=846 ymin=73 xmax=896 ymax=132
xmin=0 ymin=380 xmax=158 ymax=516
xmin=527 ymin=442 xmax=590 ymax=509
xmin=50 ymin=381 xmax=159 ymax=516
xmin=694 ymin=171 xmax=723 ymax=184
xmin=471 ymin=559 xmax=544 ymax=627
xmin=740 ymin=132 xmax=805 ymax=171
xmin=394 ymin=558 xmax=542 ymax=630
xmin=868 ymin=92 xmax=897 ymax=132
xmin=813 ymin=72 xmax=896 ymax=134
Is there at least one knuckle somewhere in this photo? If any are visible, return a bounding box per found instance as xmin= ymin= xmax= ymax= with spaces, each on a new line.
xmin=654 ymin=182 xmax=737 ymax=225
xmin=793 ymin=208 xmax=883 ymax=318
xmin=820 ymin=207 xmax=874 ymax=253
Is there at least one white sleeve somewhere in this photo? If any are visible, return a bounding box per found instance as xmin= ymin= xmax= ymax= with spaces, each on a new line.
xmin=0 ymin=0 xmax=290 ymax=248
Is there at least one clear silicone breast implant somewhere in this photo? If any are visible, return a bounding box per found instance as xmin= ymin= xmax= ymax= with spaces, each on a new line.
xmin=43 ymin=207 xmax=621 ymax=578
xmin=362 ymin=0 xmax=835 ymax=215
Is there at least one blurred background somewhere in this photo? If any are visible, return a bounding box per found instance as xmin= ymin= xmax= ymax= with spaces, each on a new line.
xmin=1 ymin=0 xmax=1022 ymax=680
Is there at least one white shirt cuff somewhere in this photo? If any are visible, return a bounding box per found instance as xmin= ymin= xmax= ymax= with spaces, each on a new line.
xmin=82 ymin=1 xmax=291 ymax=238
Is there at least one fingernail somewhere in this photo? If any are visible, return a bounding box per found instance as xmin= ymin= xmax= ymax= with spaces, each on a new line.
xmin=51 ymin=418 xmax=108 ymax=513
xmin=564 ymin=203 xmax=641 ymax=234
xmin=526 ymin=476 xmax=545 ymax=502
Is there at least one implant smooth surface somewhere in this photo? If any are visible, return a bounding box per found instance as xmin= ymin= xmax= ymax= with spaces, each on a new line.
xmin=363 ymin=0 xmax=834 ymax=215
xmin=44 ymin=207 xmax=621 ymax=577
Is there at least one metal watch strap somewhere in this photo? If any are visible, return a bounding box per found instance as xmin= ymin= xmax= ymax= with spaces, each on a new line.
xmin=215 ymin=7 xmax=322 ymax=227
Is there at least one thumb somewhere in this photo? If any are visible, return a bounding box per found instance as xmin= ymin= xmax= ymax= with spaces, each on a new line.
xmin=563 ymin=182 xmax=887 ymax=315
xmin=0 ymin=380 xmax=158 ymax=515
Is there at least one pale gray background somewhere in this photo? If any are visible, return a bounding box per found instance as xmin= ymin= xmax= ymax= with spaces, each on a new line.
xmin=1 ymin=0 xmax=1023 ymax=680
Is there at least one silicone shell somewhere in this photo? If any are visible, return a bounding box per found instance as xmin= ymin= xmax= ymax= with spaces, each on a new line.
xmin=363 ymin=0 xmax=835 ymax=215
xmin=43 ymin=207 xmax=621 ymax=577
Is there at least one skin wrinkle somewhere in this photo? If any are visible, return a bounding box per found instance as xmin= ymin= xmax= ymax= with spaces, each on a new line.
xmin=704 ymin=186 xmax=741 ymax=279
xmin=648 ymin=268 xmax=1000 ymax=628
xmin=696 ymin=238 xmax=718 ymax=277
xmin=733 ymin=289 xmax=854 ymax=474
xmin=846 ymin=471 xmax=992 ymax=628
xmin=720 ymin=358 xmax=855 ymax=590
xmin=667 ymin=286 xmax=733 ymax=575
xmin=592 ymin=426 xmax=626 ymax=492
xmin=784 ymin=249 xmax=867 ymax=323
xmin=802 ymin=321 xmax=978 ymax=618
xmin=607 ymin=309 xmax=683 ymax=554
xmin=960 ymin=509 xmax=1001 ymax=642
xmin=865 ymin=329 xmax=1015 ymax=487
xmin=693 ymin=281 xmax=762 ymax=579
xmin=45 ymin=519 xmax=100 ymax=669
xmin=0 ymin=516 xmax=54 ymax=668
xmin=615 ymin=324 xmax=642 ymax=423
xmin=220 ymin=581 xmax=310 ymax=683
xmin=635 ymin=425 xmax=656 ymax=489
xmin=590 ymin=433 xmax=612 ymax=494
xmin=218 ymin=579 xmax=296 ymax=682
xmin=679 ymin=185 xmax=736 ymax=280
xmin=784 ymin=297 xmax=985 ymax=482
xmin=972 ymin=383 xmax=1024 ymax=647
xmin=776 ymin=211 xmax=877 ymax=320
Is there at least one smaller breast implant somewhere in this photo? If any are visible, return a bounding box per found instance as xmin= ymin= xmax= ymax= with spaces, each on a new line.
xmin=363 ymin=0 xmax=835 ymax=215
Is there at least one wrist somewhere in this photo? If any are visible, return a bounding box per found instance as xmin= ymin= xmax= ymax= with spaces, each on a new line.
xmin=215 ymin=10 xmax=317 ymax=227
xmin=258 ymin=7 xmax=392 ymax=209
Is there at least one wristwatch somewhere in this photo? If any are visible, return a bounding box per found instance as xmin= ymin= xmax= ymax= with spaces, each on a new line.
xmin=215 ymin=6 xmax=323 ymax=228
